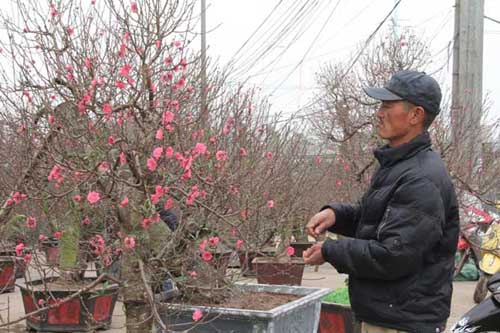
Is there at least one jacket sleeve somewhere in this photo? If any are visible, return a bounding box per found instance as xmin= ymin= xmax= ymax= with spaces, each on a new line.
xmin=321 ymin=203 xmax=361 ymax=238
xmin=321 ymin=177 xmax=444 ymax=280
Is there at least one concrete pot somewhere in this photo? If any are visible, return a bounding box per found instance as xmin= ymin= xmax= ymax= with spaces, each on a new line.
xmin=158 ymin=283 xmax=331 ymax=332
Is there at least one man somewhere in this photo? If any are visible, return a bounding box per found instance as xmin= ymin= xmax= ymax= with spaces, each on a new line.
xmin=304 ymin=70 xmax=459 ymax=333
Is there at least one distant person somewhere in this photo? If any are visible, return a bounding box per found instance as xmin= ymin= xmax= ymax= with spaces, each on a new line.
xmin=304 ymin=71 xmax=459 ymax=333
xmin=159 ymin=208 xmax=178 ymax=232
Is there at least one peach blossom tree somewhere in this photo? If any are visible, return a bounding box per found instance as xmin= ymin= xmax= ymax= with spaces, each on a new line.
xmin=0 ymin=1 xmax=328 ymax=331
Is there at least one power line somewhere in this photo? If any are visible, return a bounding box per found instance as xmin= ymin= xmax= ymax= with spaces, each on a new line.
xmin=268 ymin=0 xmax=342 ymax=96
xmin=230 ymin=1 xmax=318 ymax=76
xmin=342 ymin=0 xmax=404 ymax=77
xmin=272 ymin=0 xmax=405 ymax=124
xmin=229 ymin=0 xmax=285 ymax=61
xmin=485 ymin=15 xmax=500 ymax=25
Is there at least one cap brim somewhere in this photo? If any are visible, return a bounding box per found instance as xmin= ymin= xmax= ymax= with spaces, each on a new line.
xmin=363 ymin=87 xmax=403 ymax=101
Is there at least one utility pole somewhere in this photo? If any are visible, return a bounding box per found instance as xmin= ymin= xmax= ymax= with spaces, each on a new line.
xmin=451 ymin=0 xmax=484 ymax=168
xmin=200 ymin=0 xmax=208 ymax=126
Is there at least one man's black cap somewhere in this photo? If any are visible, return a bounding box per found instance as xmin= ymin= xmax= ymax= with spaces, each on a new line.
xmin=364 ymin=70 xmax=442 ymax=115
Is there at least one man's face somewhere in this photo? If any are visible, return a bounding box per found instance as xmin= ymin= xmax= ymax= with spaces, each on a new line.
xmin=375 ymin=101 xmax=414 ymax=146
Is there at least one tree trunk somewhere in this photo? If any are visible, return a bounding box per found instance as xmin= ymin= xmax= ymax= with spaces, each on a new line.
xmin=118 ymin=207 xmax=154 ymax=333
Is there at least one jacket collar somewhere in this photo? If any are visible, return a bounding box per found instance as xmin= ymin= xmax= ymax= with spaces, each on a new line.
xmin=374 ymin=131 xmax=432 ymax=168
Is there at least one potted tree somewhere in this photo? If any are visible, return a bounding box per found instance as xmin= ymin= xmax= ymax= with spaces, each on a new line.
xmin=0 ymin=1 xmax=331 ymax=332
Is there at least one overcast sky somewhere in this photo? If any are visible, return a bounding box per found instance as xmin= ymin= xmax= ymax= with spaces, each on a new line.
xmin=204 ymin=0 xmax=500 ymax=123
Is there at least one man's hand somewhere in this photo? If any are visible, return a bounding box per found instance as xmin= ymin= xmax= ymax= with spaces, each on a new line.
xmin=305 ymin=209 xmax=335 ymax=239
xmin=303 ymin=242 xmax=325 ymax=265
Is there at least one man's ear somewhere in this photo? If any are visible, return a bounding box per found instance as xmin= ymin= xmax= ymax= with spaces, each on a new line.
xmin=410 ymin=106 xmax=425 ymax=126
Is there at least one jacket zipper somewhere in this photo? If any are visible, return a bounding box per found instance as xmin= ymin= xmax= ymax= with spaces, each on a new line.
xmin=377 ymin=207 xmax=391 ymax=240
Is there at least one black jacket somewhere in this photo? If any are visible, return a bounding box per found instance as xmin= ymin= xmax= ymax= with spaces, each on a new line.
xmin=322 ymin=132 xmax=459 ymax=332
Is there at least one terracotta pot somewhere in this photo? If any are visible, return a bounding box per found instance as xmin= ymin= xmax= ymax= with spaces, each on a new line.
xmin=318 ymin=302 xmax=361 ymax=333
xmin=252 ymin=257 xmax=305 ymax=286
xmin=41 ymin=240 xmax=60 ymax=265
xmin=0 ymin=250 xmax=27 ymax=278
xmin=20 ymin=277 xmax=120 ymax=332
xmin=238 ymin=250 xmax=275 ymax=277
xmin=290 ymin=242 xmax=314 ymax=258
xmin=0 ymin=258 xmax=16 ymax=293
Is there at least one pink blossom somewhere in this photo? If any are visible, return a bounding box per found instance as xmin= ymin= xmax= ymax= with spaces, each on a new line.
xmin=26 ymin=216 xmax=37 ymax=229
xmin=119 ymin=152 xmax=127 ymax=165
xmin=267 ymin=200 xmax=274 ymax=208
xmin=131 ymin=2 xmax=138 ymax=13
xmin=164 ymin=56 xmax=173 ymax=65
xmin=24 ymin=253 xmax=32 ymax=264
xmin=37 ymin=299 xmax=45 ymax=306
xmin=164 ymin=197 xmax=173 ymax=210
xmin=120 ymin=197 xmax=129 ymax=207
xmin=108 ymin=136 xmax=115 ymax=145
xmin=39 ymin=234 xmax=48 ymax=242
xmin=147 ymin=157 xmax=157 ymax=171
xmin=215 ymin=150 xmax=227 ymax=162
xmin=124 ymin=236 xmax=135 ymax=249
xmin=286 ymin=246 xmax=295 ymax=256
xmin=236 ymin=239 xmax=244 ymax=250
xmin=82 ymin=216 xmax=91 ymax=225
xmin=174 ymin=40 xmax=182 ymax=48
xmin=85 ymin=57 xmax=91 ymax=69
xmin=153 ymin=147 xmax=163 ymax=159
xmin=229 ymin=185 xmax=239 ymax=194
xmin=201 ymin=251 xmax=213 ymax=262
xmin=155 ymin=185 xmax=164 ymax=196
xmin=315 ymin=156 xmax=322 ymax=165
xmin=90 ymin=235 xmax=105 ymax=255
xmin=120 ymin=64 xmax=132 ymax=77
xmin=73 ymin=195 xmax=82 ymax=202
xmin=48 ymin=165 xmax=63 ymax=183
xmin=141 ymin=218 xmax=152 ymax=229
xmin=53 ymin=231 xmax=63 ymax=239
xmin=98 ymin=162 xmax=110 ymax=172
xmin=66 ymin=26 xmax=74 ymax=35
xmin=223 ymin=118 xmax=234 ymax=135
xmin=48 ymin=115 xmax=55 ymax=124
xmin=103 ymin=103 xmax=112 ymax=116
xmin=119 ymin=43 xmax=126 ymax=58
xmin=87 ymin=191 xmax=101 ymax=205
xmin=240 ymin=147 xmax=247 ymax=157
xmin=343 ymin=164 xmax=350 ymax=171
xmin=180 ymin=58 xmax=188 ymax=70
xmin=151 ymin=193 xmax=160 ymax=204
xmin=199 ymin=239 xmax=207 ymax=251
xmin=155 ymin=129 xmax=164 ymax=140
xmin=265 ymin=152 xmax=273 ymax=160
xmin=115 ymin=80 xmax=126 ymax=89
xmin=193 ymin=143 xmax=207 ymax=157
xmin=15 ymin=243 xmax=24 ymax=256
xmin=336 ymin=180 xmax=343 ymax=187
xmin=192 ymin=309 xmax=203 ymax=322
xmin=165 ymin=146 xmax=174 ymax=158
xmin=163 ymin=111 xmax=175 ymax=124
xmin=189 ymin=271 xmax=197 ymax=278
xmin=208 ymin=236 xmax=220 ymax=247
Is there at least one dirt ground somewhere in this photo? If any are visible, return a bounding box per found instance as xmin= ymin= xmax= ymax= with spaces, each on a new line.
xmin=0 ymin=264 xmax=478 ymax=332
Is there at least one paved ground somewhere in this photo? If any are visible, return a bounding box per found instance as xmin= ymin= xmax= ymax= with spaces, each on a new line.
xmin=0 ymin=264 xmax=478 ymax=332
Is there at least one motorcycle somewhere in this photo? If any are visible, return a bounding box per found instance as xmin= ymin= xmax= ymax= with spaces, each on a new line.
xmin=474 ymin=215 xmax=500 ymax=303
xmin=454 ymin=207 xmax=499 ymax=303
xmin=451 ymin=271 xmax=500 ymax=332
